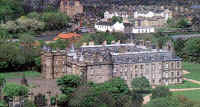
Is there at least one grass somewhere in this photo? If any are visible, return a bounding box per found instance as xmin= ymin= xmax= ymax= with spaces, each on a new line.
xmin=173 ymin=90 xmax=200 ymax=102
xmin=167 ymin=80 xmax=200 ymax=89
xmin=0 ymin=71 xmax=41 ymax=79
xmin=183 ymin=62 xmax=200 ymax=81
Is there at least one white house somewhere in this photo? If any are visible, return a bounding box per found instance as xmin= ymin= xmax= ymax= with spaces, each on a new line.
xmin=132 ymin=27 xmax=155 ymax=34
xmin=134 ymin=9 xmax=172 ymax=21
xmin=94 ymin=21 xmax=125 ymax=32
xmin=104 ymin=11 xmax=129 ymax=20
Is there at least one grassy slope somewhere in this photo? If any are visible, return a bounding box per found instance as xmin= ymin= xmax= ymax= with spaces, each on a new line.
xmin=173 ymin=90 xmax=200 ymax=102
xmin=183 ymin=62 xmax=200 ymax=81
xmin=0 ymin=71 xmax=40 ymax=79
xmin=171 ymin=62 xmax=200 ymax=101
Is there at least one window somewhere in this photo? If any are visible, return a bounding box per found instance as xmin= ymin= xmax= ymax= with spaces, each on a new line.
xmin=177 ymin=72 xmax=180 ymax=76
xmin=177 ymin=78 xmax=180 ymax=82
xmin=171 ymin=63 xmax=174 ymax=69
xmin=135 ymin=65 xmax=138 ymax=69
xmin=171 ymin=72 xmax=174 ymax=76
xmin=141 ymin=65 xmax=144 ymax=69
xmin=152 ymin=80 xmax=155 ymax=83
xmin=177 ymin=62 xmax=180 ymax=68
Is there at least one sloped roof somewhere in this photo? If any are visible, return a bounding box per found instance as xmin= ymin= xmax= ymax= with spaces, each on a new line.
xmin=53 ymin=33 xmax=81 ymax=40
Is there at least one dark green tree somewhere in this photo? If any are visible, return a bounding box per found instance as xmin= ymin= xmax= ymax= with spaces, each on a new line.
xmin=131 ymin=77 xmax=151 ymax=91
xmin=111 ymin=16 xmax=123 ymax=23
xmin=176 ymin=18 xmax=189 ymax=28
xmin=57 ymin=75 xmax=82 ymax=94
xmin=3 ymin=83 xmax=29 ymax=99
xmin=183 ymin=38 xmax=200 ymax=63
xmin=151 ymin=86 xmax=172 ymax=99
xmin=40 ymin=12 xmax=70 ymax=30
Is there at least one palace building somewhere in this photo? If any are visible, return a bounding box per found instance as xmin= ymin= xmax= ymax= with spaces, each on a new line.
xmin=41 ymin=40 xmax=183 ymax=86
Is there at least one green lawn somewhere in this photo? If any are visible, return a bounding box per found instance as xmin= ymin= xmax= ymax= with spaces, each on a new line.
xmin=183 ymin=62 xmax=200 ymax=81
xmin=173 ymin=90 xmax=200 ymax=102
xmin=167 ymin=80 xmax=200 ymax=89
xmin=0 ymin=71 xmax=41 ymax=79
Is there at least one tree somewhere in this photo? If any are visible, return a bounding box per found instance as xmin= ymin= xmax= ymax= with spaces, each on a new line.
xmin=151 ymin=86 xmax=172 ymax=99
xmin=40 ymin=12 xmax=70 ymax=30
xmin=57 ymin=75 xmax=82 ymax=94
xmin=183 ymin=38 xmax=200 ymax=63
xmin=0 ymin=0 xmax=24 ymax=22
xmin=3 ymin=83 xmax=29 ymax=99
xmin=57 ymin=94 xmax=70 ymax=106
xmin=96 ymin=78 xmax=129 ymax=99
xmin=176 ymin=18 xmax=189 ymax=28
xmin=16 ymin=16 xmax=45 ymax=33
xmin=111 ymin=16 xmax=123 ymax=23
xmin=152 ymin=32 xmax=171 ymax=49
xmin=69 ymin=86 xmax=115 ymax=107
xmin=131 ymin=77 xmax=151 ymax=91
xmin=191 ymin=15 xmax=200 ymax=32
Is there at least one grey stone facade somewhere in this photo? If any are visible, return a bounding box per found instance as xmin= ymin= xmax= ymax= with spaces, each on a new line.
xmin=41 ymin=40 xmax=183 ymax=86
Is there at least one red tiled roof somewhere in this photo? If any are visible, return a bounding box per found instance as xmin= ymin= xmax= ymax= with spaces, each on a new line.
xmin=53 ymin=33 xmax=81 ymax=40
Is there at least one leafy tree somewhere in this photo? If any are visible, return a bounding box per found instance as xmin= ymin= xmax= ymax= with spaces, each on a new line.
xmin=0 ymin=0 xmax=24 ymax=22
xmin=24 ymin=99 xmax=36 ymax=107
xmin=131 ymin=77 xmax=151 ymax=91
xmin=130 ymin=90 xmax=144 ymax=107
xmin=151 ymin=86 xmax=172 ymax=99
xmin=191 ymin=15 xmax=200 ymax=32
xmin=176 ymin=18 xmax=189 ymax=28
xmin=96 ymin=78 xmax=129 ymax=99
xmin=111 ymin=16 xmax=123 ymax=23
xmin=69 ymin=86 xmax=115 ymax=107
xmin=57 ymin=94 xmax=70 ymax=106
xmin=57 ymin=75 xmax=82 ymax=94
xmin=3 ymin=83 xmax=29 ymax=99
xmin=152 ymin=32 xmax=171 ymax=49
xmin=183 ymin=38 xmax=200 ymax=63
xmin=16 ymin=16 xmax=45 ymax=33
xmin=173 ymin=38 xmax=186 ymax=58
xmin=40 ymin=12 xmax=70 ymax=30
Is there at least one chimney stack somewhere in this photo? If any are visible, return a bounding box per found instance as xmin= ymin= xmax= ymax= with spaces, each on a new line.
xmin=111 ymin=40 xmax=116 ymax=44
xmin=116 ymin=40 xmax=120 ymax=44
xmin=89 ymin=41 xmax=94 ymax=45
xmin=139 ymin=40 xmax=145 ymax=46
xmin=145 ymin=41 xmax=152 ymax=49
xmin=82 ymin=42 xmax=87 ymax=46
xmin=102 ymin=40 xmax=107 ymax=45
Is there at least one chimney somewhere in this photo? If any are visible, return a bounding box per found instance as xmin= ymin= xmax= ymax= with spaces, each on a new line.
xmin=145 ymin=41 xmax=152 ymax=49
xmin=82 ymin=42 xmax=87 ymax=46
xmin=111 ymin=40 xmax=115 ymax=44
xmin=89 ymin=41 xmax=94 ymax=45
xmin=102 ymin=40 xmax=107 ymax=45
xmin=116 ymin=40 xmax=120 ymax=44
xmin=139 ymin=40 xmax=145 ymax=46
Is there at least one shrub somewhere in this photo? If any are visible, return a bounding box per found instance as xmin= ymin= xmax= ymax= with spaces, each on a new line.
xmin=131 ymin=77 xmax=151 ymax=92
xmin=3 ymin=83 xmax=29 ymax=98
xmin=151 ymin=86 xmax=171 ymax=99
